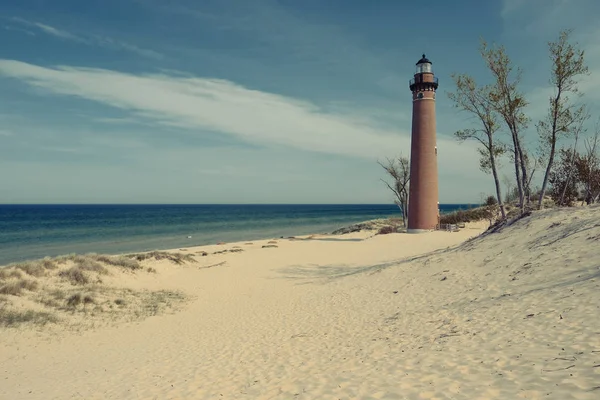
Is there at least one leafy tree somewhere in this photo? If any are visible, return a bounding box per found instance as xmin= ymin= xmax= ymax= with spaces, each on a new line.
xmin=537 ymin=29 xmax=589 ymax=209
xmin=447 ymin=73 xmax=507 ymax=219
xmin=480 ymin=40 xmax=530 ymax=212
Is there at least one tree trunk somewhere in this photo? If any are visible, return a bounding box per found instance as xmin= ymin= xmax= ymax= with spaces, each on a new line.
xmin=516 ymin=133 xmax=529 ymax=208
xmin=510 ymin=131 xmax=525 ymax=211
xmin=560 ymin=136 xmax=579 ymax=206
xmin=538 ymin=135 xmax=557 ymax=209
xmin=488 ymin=138 xmax=506 ymax=219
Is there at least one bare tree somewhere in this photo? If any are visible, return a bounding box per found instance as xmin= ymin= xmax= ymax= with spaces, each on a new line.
xmin=578 ymin=119 xmax=600 ymax=204
xmin=378 ymin=155 xmax=410 ymax=227
xmin=537 ymin=29 xmax=590 ymax=209
xmin=447 ymin=74 xmax=507 ymax=219
xmin=559 ymin=107 xmax=588 ymax=205
xmin=549 ymin=148 xmax=580 ymax=206
xmin=480 ymin=40 xmax=530 ymax=213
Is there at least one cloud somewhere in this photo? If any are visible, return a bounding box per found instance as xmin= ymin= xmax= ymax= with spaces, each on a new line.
xmin=11 ymin=17 xmax=84 ymax=42
xmin=3 ymin=24 xmax=36 ymax=36
xmin=0 ymin=59 xmax=483 ymax=177
xmin=10 ymin=17 xmax=163 ymax=59
xmin=91 ymin=35 xmax=164 ymax=60
xmin=0 ymin=129 xmax=13 ymax=137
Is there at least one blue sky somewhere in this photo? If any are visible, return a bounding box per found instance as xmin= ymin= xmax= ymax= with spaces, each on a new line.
xmin=1 ymin=0 xmax=599 ymax=204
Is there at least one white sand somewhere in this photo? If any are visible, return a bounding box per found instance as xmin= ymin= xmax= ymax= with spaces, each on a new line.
xmin=1 ymin=207 xmax=599 ymax=399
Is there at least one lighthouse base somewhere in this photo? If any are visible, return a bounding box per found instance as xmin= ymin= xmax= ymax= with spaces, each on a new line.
xmin=407 ymin=228 xmax=433 ymax=234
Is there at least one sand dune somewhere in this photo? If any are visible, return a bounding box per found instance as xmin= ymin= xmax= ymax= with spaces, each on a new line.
xmin=1 ymin=207 xmax=599 ymax=399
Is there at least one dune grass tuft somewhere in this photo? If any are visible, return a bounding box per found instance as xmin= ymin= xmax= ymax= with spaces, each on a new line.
xmin=0 ymin=309 xmax=58 ymax=327
xmin=72 ymin=256 xmax=108 ymax=274
xmin=87 ymin=254 xmax=142 ymax=270
xmin=59 ymin=267 xmax=90 ymax=285
xmin=13 ymin=262 xmax=46 ymax=277
xmin=126 ymin=251 xmax=195 ymax=265
xmin=0 ymin=268 xmax=23 ymax=281
xmin=66 ymin=293 xmax=82 ymax=307
xmin=0 ymin=279 xmax=39 ymax=296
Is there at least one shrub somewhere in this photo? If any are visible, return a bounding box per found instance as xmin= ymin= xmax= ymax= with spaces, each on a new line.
xmin=440 ymin=206 xmax=497 ymax=225
xmin=485 ymin=195 xmax=498 ymax=206
xmin=377 ymin=226 xmax=396 ymax=235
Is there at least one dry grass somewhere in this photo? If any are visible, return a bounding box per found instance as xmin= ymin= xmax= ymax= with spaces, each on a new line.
xmin=126 ymin=251 xmax=195 ymax=265
xmin=0 ymin=309 xmax=58 ymax=327
xmin=72 ymin=257 xmax=108 ymax=274
xmin=0 ymin=279 xmax=39 ymax=296
xmin=439 ymin=206 xmax=497 ymax=225
xmin=0 ymin=268 xmax=23 ymax=280
xmin=88 ymin=254 xmax=142 ymax=270
xmin=377 ymin=226 xmax=397 ymax=235
xmin=13 ymin=262 xmax=46 ymax=277
xmin=59 ymin=267 xmax=91 ymax=285
xmin=0 ymin=251 xmax=192 ymax=331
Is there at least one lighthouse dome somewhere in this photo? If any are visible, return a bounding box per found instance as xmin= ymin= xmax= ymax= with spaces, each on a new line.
xmin=416 ymin=54 xmax=433 ymax=74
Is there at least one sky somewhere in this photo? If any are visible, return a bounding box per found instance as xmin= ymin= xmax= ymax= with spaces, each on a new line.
xmin=1 ymin=0 xmax=599 ymax=204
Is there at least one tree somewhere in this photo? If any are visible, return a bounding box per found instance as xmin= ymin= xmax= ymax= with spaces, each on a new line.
xmin=537 ymin=29 xmax=589 ymax=209
xmin=485 ymin=195 xmax=498 ymax=206
xmin=577 ymin=119 xmax=600 ymax=204
xmin=559 ymin=106 xmax=589 ymax=205
xmin=549 ymin=148 xmax=579 ymax=206
xmin=502 ymin=174 xmax=519 ymax=203
xmin=378 ymin=155 xmax=410 ymax=227
xmin=447 ymin=73 xmax=507 ymax=219
xmin=480 ymin=40 xmax=530 ymax=212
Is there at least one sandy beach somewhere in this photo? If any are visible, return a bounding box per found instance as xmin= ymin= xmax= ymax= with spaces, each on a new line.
xmin=1 ymin=206 xmax=599 ymax=399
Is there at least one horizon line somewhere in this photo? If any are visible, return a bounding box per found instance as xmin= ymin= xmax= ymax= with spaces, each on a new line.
xmin=0 ymin=202 xmax=481 ymax=206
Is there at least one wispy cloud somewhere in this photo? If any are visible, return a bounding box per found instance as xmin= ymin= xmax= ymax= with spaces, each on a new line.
xmin=9 ymin=17 xmax=163 ymax=59
xmin=0 ymin=130 xmax=13 ymax=137
xmin=3 ymin=24 xmax=36 ymax=36
xmin=0 ymin=59 xmax=479 ymax=172
xmin=11 ymin=17 xmax=84 ymax=41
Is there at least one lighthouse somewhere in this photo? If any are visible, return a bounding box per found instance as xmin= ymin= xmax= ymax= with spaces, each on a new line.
xmin=407 ymin=54 xmax=439 ymax=233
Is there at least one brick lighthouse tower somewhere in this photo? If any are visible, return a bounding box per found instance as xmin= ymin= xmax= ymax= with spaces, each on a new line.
xmin=407 ymin=54 xmax=439 ymax=233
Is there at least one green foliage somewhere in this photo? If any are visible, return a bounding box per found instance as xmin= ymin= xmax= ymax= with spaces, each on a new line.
xmin=439 ymin=206 xmax=497 ymax=225
xmin=485 ymin=196 xmax=498 ymax=206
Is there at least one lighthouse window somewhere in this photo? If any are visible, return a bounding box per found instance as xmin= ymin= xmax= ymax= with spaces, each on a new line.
xmin=417 ymin=92 xmax=424 ymax=99
xmin=416 ymin=63 xmax=432 ymax=74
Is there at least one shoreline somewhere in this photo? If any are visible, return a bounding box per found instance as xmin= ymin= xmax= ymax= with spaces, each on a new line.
xmin=1 ymin=206 xmax=599 ymax=398
xmin=0 ymin=217 xmax=412 ymax=267
xmin=0 ymin=204 xmax=482 ymax=266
